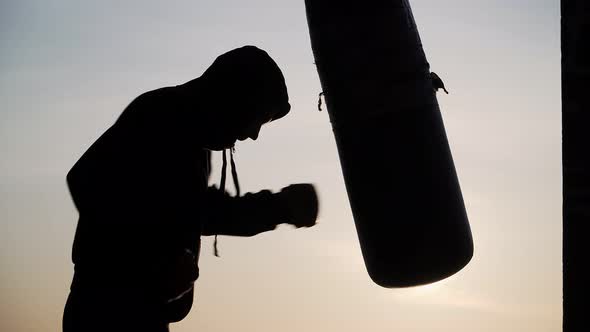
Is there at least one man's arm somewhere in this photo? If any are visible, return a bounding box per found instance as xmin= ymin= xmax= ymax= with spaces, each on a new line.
xmin=201 ymin=184 xmax=318 ymax=237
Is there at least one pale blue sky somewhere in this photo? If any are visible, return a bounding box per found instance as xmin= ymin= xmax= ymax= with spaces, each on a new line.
xmin=1 ymin=1 xmax=561 ymax=331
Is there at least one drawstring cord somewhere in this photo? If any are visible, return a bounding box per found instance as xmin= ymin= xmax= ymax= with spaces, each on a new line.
xmin=214 ymin=147 xmax=240 ymax=257
xmin=230 ymin=147 xmax=241 ymax=197
xmin=219 ymin=150 xmax=227 ymax=196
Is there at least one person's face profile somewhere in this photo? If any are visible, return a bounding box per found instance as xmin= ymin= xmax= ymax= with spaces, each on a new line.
xmin=202 ymin=110 xmax=268 ymax=151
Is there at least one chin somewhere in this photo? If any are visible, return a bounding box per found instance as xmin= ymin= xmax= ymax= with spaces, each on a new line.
xmin=205 ymin=140 xmax=236 ymax=151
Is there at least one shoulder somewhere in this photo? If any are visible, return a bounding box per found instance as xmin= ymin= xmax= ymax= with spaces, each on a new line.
xmin=115 ymin=86 xmax=183 ymax=129
xmin=138 ymin=86 xmax=179 ymax=102
xmin=125 ymin=87 xmax=179 ymax=113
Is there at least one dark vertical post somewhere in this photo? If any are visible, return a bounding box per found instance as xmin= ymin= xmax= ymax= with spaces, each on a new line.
xmin=562 ymin=1 xmax=590 ymax=331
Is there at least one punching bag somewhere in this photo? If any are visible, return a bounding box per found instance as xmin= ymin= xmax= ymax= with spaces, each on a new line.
xmin=305 ymin=0 xmax=473 ymax=287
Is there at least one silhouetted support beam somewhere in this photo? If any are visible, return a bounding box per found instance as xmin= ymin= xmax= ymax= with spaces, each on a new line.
xmin=305 ymin=0 xmax=473 ymax=288
xmin=562 ymin=1 xmax=590 ymax=331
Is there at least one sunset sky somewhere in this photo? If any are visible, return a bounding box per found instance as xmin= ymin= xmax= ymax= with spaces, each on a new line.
xmin=0 ymin=0 xmax=561 ymax=331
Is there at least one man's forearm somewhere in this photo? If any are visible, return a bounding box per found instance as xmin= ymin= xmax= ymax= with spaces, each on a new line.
xmin=201 ymin=187 xmax=288 ymax=237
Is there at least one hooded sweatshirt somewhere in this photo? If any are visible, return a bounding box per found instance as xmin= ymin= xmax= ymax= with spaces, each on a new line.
xmin=65 ymin=46 xmax=290 ymax=324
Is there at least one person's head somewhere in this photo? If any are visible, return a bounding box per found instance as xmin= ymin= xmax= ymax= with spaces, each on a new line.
xmin=189 ymin=45 xmax=291 ymax=150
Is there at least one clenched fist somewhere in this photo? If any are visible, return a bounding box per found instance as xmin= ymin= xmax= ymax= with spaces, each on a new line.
xmin=277 ymin=183 xmax=319 ymax=228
